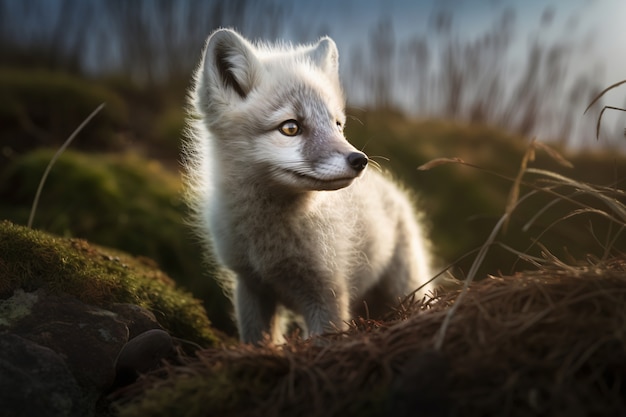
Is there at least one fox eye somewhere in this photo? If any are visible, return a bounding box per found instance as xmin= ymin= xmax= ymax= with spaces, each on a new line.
xmin=336 ymin=121 xmax=343 ymax=131
xmin=278 ymin=120 xmax=301 ymax=136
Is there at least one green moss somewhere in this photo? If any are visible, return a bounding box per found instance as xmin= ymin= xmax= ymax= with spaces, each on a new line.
xmin=0 ymin=148 xmax=235 ymax=334
xmin=0 ymin=220 xmax=219 ymax=347
xmin=0 ymin=289 xmax=39 ymax=327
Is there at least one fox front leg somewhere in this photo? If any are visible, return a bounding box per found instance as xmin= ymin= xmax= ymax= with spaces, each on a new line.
xmin=296 ymin=280 xmax=350 ymax=338
xmin=234 ymin=278 xmax=278 ymax=344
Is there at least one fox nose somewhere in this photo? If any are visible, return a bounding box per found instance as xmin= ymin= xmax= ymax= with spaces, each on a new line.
xmin=347 ymin=152 xmax=368 ymax=172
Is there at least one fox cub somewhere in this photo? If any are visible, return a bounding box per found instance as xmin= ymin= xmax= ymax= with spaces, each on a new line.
xmin=185 ymin=28 xmax=433 ymax=343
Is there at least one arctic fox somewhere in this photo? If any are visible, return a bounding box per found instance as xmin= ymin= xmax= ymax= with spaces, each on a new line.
xmin=185 ymin=28 xmax=433 ymax=344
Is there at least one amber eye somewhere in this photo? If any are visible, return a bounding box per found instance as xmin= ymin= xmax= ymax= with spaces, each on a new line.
xmin=278 ymin=120 xmax=301 ymax=136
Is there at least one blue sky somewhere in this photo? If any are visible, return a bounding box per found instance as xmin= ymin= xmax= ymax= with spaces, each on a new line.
xmin=287 ymin=0 xmax=624 ymax=81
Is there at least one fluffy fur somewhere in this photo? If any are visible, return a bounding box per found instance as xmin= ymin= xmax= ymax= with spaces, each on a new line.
xmin=185 ymin=28 xmax=433 ymax=343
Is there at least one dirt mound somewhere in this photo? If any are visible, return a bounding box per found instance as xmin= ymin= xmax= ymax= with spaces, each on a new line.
xmin=116 ymin=257 xmax=626 ymax=417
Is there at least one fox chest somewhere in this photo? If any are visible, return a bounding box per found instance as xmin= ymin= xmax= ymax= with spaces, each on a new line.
xmin=211 ymin=204 xmax=339 ymax=277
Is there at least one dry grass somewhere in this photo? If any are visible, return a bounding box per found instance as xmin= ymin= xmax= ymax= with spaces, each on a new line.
xmin=115 ymin=256 xmax=626 ymax=417
xmin=27 ymin=103 xmax=105 ymax=228
xmin=584 ymin=79 xmax=626 ymax=139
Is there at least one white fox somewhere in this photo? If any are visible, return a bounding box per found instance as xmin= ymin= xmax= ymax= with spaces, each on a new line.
xmin=185 ymin=28 xmax=433 ymax=344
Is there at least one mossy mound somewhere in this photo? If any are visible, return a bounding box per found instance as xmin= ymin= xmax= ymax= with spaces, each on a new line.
xmin=0 ymin=148 xmax=234 ymax=333
xmin=0 ymin=220 xmax=219 ymax=347
xmin=115 ymin=257 xmax=626 ymax=416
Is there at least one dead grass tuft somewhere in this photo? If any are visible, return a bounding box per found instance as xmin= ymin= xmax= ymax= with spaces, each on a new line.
xmin=115 ymin=256 xmax=626 ymax=417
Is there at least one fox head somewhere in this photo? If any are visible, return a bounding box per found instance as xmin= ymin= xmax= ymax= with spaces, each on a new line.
xmin=193 ymin=28 xmax=368 ymax=192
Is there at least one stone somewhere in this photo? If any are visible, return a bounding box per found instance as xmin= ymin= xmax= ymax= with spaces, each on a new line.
xmin=114 ymin=329 xmax=175 ymax=386
xmin=0 ymin=288 xmax=185 ymax=413
xmin=10 ymin=292 xmax=129 ymax=390
xmin=108 ymin=303 xmax=163 ymax=339
xmin=0 ymin=333 xmax=87 ymax=417
xmin=3 ymin=289 xmax=130 ymax=409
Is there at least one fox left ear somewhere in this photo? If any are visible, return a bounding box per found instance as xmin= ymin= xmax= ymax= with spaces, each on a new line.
xmin=308 ymin=37 xmax=340 ymax=78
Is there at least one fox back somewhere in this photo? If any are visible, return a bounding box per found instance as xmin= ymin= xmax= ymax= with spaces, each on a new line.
xmin=185 ymin=29 xmax=433 ymax=343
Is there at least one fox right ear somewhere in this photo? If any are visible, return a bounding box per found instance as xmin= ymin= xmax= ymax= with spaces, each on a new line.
xmin=202 ymin=29 xmax=260 ymax=99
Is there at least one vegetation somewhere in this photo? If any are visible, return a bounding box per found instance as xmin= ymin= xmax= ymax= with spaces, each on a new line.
xmin=115 ymin=257 xmax=626 ymax=417
xmin=0 ymin=148 xmax=234 ymax=333
xmin=347 ymin=109 xmax=626 ymax=279
xmin=0 ymin=220 xmax=220 ymax=347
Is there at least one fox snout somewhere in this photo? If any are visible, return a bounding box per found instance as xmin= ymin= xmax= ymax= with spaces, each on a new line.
xmin=296 ymin=144 xmax=368 ymax=191
xmin=347 ymin=151 xmax=368 ymax=172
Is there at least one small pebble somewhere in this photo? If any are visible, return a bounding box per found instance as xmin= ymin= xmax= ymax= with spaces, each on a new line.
xmin=114 ymin=329 xmax=174 ymax=386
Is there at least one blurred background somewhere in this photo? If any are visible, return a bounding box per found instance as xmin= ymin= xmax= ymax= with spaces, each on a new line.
xmin=1 ymin=0 xmax=625 ymax=333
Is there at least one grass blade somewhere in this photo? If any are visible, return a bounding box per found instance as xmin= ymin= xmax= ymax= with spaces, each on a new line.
xmin=28 ymin=103 xmax=106 ymax=228
xmin=584 ymin=79 xmax=626 ymax=114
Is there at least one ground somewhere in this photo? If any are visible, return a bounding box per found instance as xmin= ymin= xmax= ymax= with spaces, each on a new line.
xmin=4 ymin=219 xmax=624 ymax=416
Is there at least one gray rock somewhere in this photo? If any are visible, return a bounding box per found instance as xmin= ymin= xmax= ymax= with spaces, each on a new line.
xmin=0 ymin=333 xmax=86 ymax=417
xmin=0 ymin=288 xmax=174 ymax=414
xmin=115 ymin=329 xmax=175 ymax=385
xmin=10 ymin=291 xmax=129 ymax=394
xmin=108 ymin=303 xmax=163 ymax=339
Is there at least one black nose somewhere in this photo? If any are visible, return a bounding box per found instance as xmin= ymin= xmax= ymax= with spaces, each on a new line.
xmin=347 ymin=152 xmax=368 ymax=172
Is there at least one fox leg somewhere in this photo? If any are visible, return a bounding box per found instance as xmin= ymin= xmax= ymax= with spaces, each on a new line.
xmin=295 ymin=279 xmax=350 ymax=337
xmin=234 ymin=278 xmax=277 ymax=344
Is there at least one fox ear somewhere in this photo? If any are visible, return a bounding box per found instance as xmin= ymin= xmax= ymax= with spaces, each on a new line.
xmin=308 ymin=37 xmax=340 ymax=78
xmin=202 ymin=29 xmax=260 ymax=99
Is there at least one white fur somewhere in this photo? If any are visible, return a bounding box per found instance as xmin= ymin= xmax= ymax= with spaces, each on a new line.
xmin=184 ymin=29 xmax=434 ymax=344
